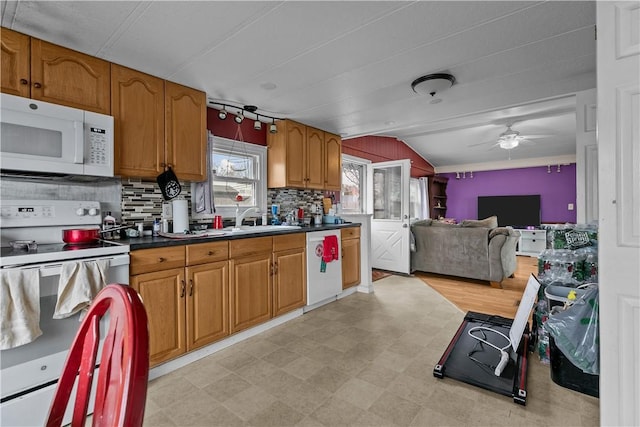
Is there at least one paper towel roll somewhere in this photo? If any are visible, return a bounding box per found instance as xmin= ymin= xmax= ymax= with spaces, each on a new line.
xmin=172 ymin=199 xmax=189 ymax=233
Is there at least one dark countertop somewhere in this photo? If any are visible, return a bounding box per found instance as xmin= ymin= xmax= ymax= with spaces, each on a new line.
xmin=126 ymin=222 xmax=360 ymax=250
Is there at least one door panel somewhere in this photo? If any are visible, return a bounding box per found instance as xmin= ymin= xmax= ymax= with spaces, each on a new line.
xmin=597 ymin=3 xmax=640 ymax=425
xmin=371 ymin=160 xmax=410 ymax=274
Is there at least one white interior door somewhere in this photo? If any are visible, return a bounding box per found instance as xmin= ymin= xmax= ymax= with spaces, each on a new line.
xmin=370 ymin=159 xmax=410 ymax=274
xmin=597 ymin=2 xmax=640 ymax=426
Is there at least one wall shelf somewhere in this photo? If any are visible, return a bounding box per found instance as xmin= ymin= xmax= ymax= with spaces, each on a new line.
xmin=428 ymin=176 xmax=448 ymax=219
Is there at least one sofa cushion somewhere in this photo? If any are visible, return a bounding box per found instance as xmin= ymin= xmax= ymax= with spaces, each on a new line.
xmin=431 ymin=221 xmax=459 ymax=227
xmin=412 ymin=219 xmax=432 ymax=227
xmin=489 ymin=227 xmax=510 ymax=239
xmin=461 ymin=216 xmax=498 ymax=229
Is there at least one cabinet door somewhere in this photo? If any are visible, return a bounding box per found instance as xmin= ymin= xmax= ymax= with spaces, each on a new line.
xmin=341 ymin=237 xmax=361 ymax=289
xmin=31 ymin=39 xmax=110 ymax=114
xmin=324 ymin=132 xmax=342 ymax=191
xmin=284 ymin=121 xmax=307 ymax=188
xmin=273 ymin=248 xmax=306 ymax=316
xmin=186 ymin=261 xmax=229 ymax=350
xmin=306 ymin=127 xmax=325 ymax=189
xmin=1 ymin=28 xmax=30 ymax=97
xmin=131 ymin=267 xmax=186 ymax=367
xmin=165 ymin=81 xmax=207 ymax=182
xmin=229 ymin=252 xmax=272 ymax=333
xmin=111 ymin=64 xmax=164 ymax=178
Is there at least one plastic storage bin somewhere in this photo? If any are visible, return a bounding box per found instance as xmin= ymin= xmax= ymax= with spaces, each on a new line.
xmin=544 ymin=285 xmax=588 ymax=310
xmin=549 ymin=337 xmax=599 ymax=397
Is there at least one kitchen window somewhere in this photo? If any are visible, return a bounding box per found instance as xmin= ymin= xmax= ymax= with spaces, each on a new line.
xmin=341 ymin=154 xmax=370 ymax=214
xmin=192 ymin=134 xmax=266 ymax=220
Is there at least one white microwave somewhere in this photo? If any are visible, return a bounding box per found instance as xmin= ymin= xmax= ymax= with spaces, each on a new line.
xmin=0 ymin=93 xmax=114 ymax=177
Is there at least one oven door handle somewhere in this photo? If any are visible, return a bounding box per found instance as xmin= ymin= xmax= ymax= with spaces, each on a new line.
xmin=19 ymin=254 xmax=130 ymax=278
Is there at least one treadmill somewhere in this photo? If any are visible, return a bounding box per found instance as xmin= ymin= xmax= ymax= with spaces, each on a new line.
xmin=433 ymin=274 xmax=540 ymax=405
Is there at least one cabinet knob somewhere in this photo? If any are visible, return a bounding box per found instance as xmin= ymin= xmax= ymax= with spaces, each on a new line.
xmin=158 ymin=257 xmax=165 ymax=262
xmin=33 ymin=82 xmax=42 ymax=88
xmin=20 ymin=78 xmax=28 ymax=85
xmin=207 ymin=251 xmax=214 ymax=256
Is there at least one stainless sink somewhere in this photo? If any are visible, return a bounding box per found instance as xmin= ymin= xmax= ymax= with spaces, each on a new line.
xmin=222 ymin=225 xmax=301 ymax=234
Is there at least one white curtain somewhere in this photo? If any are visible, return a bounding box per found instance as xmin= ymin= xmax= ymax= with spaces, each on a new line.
xmin=418 ymin=177 xmax=430 ymax=219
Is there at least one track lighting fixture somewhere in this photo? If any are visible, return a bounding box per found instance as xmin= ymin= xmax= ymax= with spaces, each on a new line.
xmin=470 ymin=171 xmax=473 ymax=178
xmin=547 ymin=165 xmax=551 ymax=174
xmin=557 ymin=164 xmax=561 ymax=173
xmin=455 ymin=172 xmax=460 ymax=180
xmin=208 ymin=100 xmax=284 ymax=134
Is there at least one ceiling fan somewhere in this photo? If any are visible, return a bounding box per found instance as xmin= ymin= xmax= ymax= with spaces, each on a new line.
xmin=469 ymin=123 xmax=546 ymax=151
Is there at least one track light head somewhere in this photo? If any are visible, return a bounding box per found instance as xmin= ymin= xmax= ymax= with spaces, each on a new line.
xmin=254 ymin=119 xmax=262 ymax=130
xmin=218 ymin=108 xmax=227 ymax=120
xmin=234 ymin=111 xmax=244 ymax=124
xmin=269 ymin=120 xmax=277 ymax=134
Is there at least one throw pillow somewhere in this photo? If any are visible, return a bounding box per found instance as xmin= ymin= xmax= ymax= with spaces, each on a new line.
xmin=461 ymin=216 xmax=498 ymax=229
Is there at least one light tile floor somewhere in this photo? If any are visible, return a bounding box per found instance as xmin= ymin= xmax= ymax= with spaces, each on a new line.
xmin=144 ymin=275 xmax=599 ymax=426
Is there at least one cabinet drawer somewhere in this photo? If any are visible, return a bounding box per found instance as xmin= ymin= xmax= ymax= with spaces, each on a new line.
xmin=341 ymin=227 xmax=360 ymax=240
xmin=230 ymin=236 xmax=272 ymax=258
xmin=186 ymin=241 xmax=229 ymax=265
xmin=273 ymin=233 xmax=305 ymax=252
xmin=130 ymin=245 xmax=185 ymax=275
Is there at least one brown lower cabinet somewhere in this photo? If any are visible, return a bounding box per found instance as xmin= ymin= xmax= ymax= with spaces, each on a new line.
xmin=341 ymin=227 xmax=361 ymax=289
xmin=131 ymin=234 xmax=306 ymax=366
xmin=130 ymin=242 xmax=229 ymax=367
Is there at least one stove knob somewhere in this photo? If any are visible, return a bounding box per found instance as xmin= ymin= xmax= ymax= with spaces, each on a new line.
xmin=88 ymin=208 xmax=99 ymax=216
xmin=76 ymin=208 xmax=86 ymax=216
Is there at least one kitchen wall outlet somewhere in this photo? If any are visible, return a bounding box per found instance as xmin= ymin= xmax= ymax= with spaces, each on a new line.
xmin=162 ymin=202 xmax=173 ymax=218
xmin=568 ymin=203 xmax=574 ymax=211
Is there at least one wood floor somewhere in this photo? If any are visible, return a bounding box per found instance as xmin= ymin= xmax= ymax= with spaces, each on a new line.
xmin=413 ymin=256 xmax=538 ymax=319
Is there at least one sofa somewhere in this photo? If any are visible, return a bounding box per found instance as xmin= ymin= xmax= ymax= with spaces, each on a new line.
xmin=410 ymin=217 xmax=520 ymax=288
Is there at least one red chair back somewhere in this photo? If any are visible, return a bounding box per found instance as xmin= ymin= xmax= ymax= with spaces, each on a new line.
xmin=46 ymin=284 xmax=149 ymax=427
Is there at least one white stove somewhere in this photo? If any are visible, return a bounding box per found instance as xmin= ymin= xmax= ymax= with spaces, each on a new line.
xmin=0 ymin=199 xmax=129 ymax=266
xmin=0 ymin=199 xmax=130 ymax=426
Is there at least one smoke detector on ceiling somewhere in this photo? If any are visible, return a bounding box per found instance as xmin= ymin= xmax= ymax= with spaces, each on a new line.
xmin=411 ymin=73 xmax=455 ymax=97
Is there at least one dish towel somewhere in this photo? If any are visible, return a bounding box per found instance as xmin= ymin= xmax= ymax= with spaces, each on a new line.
xmin=322 ymin=235 xmax=339 ymax=263
xmin=0 ymin=269 xmax=42 ymax=349
xmin=54 ymin=259 xmax=110 ymax=319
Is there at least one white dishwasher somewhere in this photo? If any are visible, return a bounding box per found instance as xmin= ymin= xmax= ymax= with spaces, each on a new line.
xmin=305 ymin=229 xmax=343 ymax=311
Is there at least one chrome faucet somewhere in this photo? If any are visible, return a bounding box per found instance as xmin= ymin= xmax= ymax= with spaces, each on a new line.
xmin=235 ymin=205 xmax=259 ymax=228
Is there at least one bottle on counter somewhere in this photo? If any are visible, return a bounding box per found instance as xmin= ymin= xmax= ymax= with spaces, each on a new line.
xmin=153 ymin=219 xmax=160 ymax=236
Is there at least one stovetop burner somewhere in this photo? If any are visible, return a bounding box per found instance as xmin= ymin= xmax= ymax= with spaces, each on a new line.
xmin=1 ymin=240 xmax=129 ymax=267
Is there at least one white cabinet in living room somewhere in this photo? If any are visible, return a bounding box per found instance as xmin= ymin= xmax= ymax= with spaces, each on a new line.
xmin=515 ymin=229 xmax=546 ymax=257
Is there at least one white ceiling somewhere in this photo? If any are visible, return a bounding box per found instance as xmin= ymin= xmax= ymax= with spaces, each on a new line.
xmin=1 ymin=1 xmax=596 ymax=171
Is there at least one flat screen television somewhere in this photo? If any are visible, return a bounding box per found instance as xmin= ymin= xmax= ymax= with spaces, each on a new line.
xmin=477 ymin=195 xmax=541 ymax=228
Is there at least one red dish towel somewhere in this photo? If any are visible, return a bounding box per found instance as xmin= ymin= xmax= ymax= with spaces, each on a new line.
xmin=323 ymin=235 xmax=339 ymax=263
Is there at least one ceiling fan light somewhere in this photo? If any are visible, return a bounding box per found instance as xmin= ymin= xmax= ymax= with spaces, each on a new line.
xmin=411 ymin=73 xmax=455 ymax=96
xmin=498 ymin=137 xmax=519 ymax=150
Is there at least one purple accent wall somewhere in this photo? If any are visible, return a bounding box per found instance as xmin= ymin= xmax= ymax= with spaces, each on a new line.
xmin=440 ymin=164 xmax=577 ymax=224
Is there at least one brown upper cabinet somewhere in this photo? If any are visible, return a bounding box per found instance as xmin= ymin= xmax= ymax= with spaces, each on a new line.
xmin=1 ymin=28 xmax=110 ymax=114
xmin=267 ymin=119 xmax=342 ymax=191
xmin=111 ymin=66 xmax=206 ymax=181
xmin=164 ymin=81 xmax=207 ymax=182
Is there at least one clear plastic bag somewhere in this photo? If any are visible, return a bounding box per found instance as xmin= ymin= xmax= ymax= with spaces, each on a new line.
xmin=543 ymin=286 xmax=599 ymax=375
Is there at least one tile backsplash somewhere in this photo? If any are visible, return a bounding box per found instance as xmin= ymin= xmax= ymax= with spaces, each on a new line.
xmin=1 ymin=175 xmax=329 ymax=228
